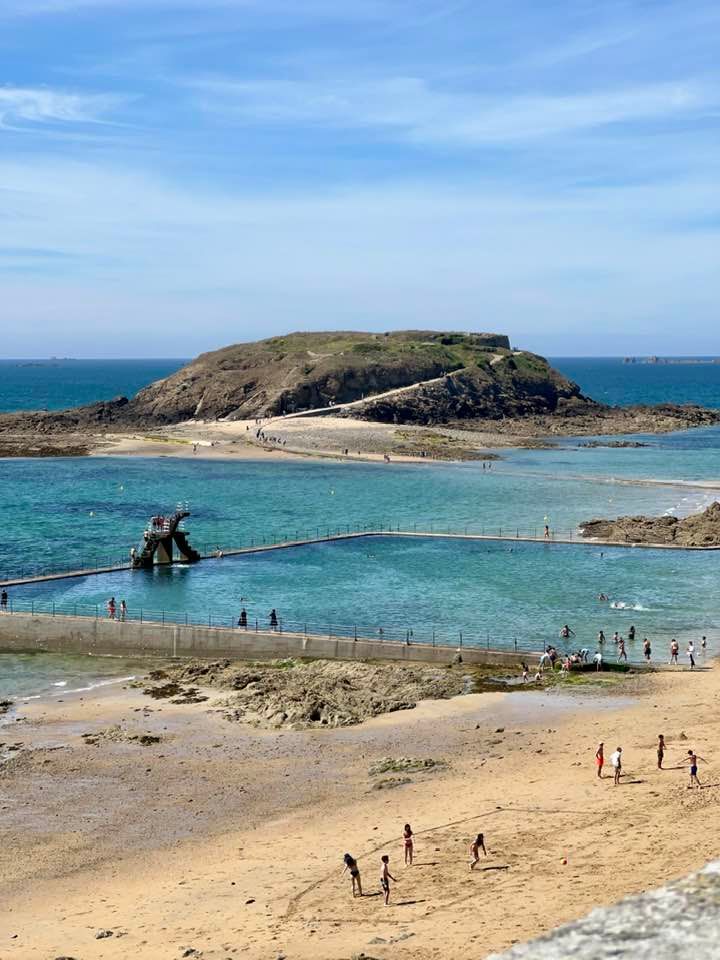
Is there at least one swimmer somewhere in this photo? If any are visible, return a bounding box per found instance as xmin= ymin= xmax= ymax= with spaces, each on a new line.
xmin=341 ymin=853 xmax=362 ymax=898
xmin=469 ymin=833 xmax=487 ymax=870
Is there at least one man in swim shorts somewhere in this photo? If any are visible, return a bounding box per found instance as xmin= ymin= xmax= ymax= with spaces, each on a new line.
xmin=380 ymin=855 xmax=396 ymax=905
xmin=610 ymin=746 xmax=622 ymax=785
xmin=595 ymin=742 xmax=604 ymax=778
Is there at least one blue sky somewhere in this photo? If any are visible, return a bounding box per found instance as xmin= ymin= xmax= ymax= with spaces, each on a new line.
xmin=1 ymin=0 xmax=718 ymax=356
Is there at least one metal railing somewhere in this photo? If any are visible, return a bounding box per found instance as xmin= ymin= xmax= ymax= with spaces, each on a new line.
xmin=0 ymin=521 xmax=588 ymax=583
xmin=0 ymin=595 xmax=662 ymax=663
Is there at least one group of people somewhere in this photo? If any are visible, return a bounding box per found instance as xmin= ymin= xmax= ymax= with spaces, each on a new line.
xmin=341 ymin=826 xmax=488 ymax=905
xmin=595 ymin=738 xmax=708 ymax=788
xmin=106 ymin=597 xmax=128 ymax=620
xmin=237 ymin=608 xmax=279 ymax=630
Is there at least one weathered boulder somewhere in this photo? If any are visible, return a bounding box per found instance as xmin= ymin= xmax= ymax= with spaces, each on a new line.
xmin=580 ymin=501 xmax=720 ymax=546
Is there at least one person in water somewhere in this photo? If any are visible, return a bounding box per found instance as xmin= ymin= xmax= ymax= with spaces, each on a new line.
xmin=657 ymin=735 xmax=666 ymax=769
xmin=560 ymin=624 xmax=575 ymax=640
xmin=469 ymin=833 xmax=487 ymax=869
xmin=595 ymin=742 xmax=604 ymax=778
xmin=341 ymin=853 xmax=362 ymax=898
xmin=687 ymin=750 xmax=705 ymax=788
xmin=617 ymin=637 xmax=627 ymax=662
xmin=403 ymin=824 xmax=414 ymax=865
xmin=643 ymin=638 xmax=652 ymax=661
xmin=628 ymin=625 xmax=636 ymax=641
xmin=598 ymin=630 xmax=606 ymax=645
xmin=380 ymin=855 xmax=396 ymax=905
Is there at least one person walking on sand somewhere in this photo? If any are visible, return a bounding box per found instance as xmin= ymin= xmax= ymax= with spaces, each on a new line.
xmin=657 ymin=734 xmax=666 ymax=769
xmin=403 ymin=824 xmax=414 ymax=866
xmin=687 ymin=750 xmax=705 ymax=788
xmin=341 ymin=853 xmax=362 ymax=898
xmin=670 ymin=638 xmax=679 ymax=664
xmin=380 ymin=855 xmax=396 ymax=905
xmin=595 ymin=742 xmax=605 ymax=778
xmin=610 ymin=746 xmax=623 ymax=785
xmin=521 ymin=662 xmax=530 ymax=683
xmin=687 ymin=641 xmax=696 ymax=670
xmin=469 ymin=833 xmax=487 ymax=870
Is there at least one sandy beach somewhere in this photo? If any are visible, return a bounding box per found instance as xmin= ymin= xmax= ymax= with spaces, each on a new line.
xmin=2 ymin=657 xmax=719 ymax=959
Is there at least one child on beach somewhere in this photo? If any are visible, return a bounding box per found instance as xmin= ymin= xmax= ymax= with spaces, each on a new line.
xmin=610 ymin=746 xmax=622 ymax=785
xmin=595 ymin=742 xmax=604 ymax=778
xmin=380 ymin=855 xmax=396 ymax=905
xmin=403 ymin=824 xmax=414 ymax=865
xmin=469 ymin=833 xmax=487 ymax=870
xmin=657 ymin=735 xmax=666 ymax=769
xmin=687 ymin=750 xmax=705 ymax=788
xmin=341 ymin=853 xmax=362 ymax=898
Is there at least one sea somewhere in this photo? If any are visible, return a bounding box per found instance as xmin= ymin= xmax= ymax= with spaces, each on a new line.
xmin=1 ymin=356 xmax=719 ymax=699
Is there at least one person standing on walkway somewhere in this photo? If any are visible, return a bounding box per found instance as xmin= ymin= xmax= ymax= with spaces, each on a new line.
xmin=119 ymin=599 xmax=127 ymax=621
xmin=0 ymin=589 xmax=7 ymax=612
xmin=106 ymin=597 xmax=116 ymax=620
xmin=595 ymin=742 xmax=604 ymax=778
xmin=610 ymin=746 xmax=623 ymax=785
xmin=657 ymin=734 xmax=666 ymax=769
xmin=269 ymin=609 xmax=278 ymax=630
xmin=238 ymin=608 xmax=247 ymax=628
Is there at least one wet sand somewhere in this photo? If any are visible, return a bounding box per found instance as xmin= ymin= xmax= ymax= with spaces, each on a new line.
xmin=2 ymin=660 xmax=720 ymax=959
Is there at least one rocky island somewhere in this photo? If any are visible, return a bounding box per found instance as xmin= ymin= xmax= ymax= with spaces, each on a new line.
xmin=1 ymin=329 xmax=719 ymax=459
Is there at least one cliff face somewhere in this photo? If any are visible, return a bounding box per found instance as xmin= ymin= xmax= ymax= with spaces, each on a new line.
xmin=580 ymin=501 xmax=720 ymax=547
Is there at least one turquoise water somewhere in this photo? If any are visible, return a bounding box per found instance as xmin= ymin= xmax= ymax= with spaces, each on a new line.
xmin=0 ymin=359 xmax=185 ymax=412
xmin=0 ymin=454 xmax=717 ymax=582
xmin=1 ymin=358 xmax=719 ymax=697
xmin=551 ymin=357 xmax=720 ymax=409
xmin=12 ymin=536 xmax=720 ymax=658
xmin=0 ymin=652 xmax=146 ymax=701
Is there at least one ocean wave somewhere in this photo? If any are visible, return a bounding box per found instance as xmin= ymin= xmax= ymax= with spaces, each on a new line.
xmin=610 ymin=601 xmax=651 ymax=611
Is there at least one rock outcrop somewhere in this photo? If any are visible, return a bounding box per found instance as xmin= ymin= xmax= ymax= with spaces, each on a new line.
xmin=580 ymin=501 xmax=720 ymax=546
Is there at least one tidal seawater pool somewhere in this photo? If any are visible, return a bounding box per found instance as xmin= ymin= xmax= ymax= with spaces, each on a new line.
xmin=1 ymin=434 xmax=719 ymax=694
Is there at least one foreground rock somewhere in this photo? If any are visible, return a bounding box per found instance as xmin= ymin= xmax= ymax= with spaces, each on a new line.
xmin=147 ymin=659 xmax=494 ymax=729
xmin=489 ymin=860 xmax=720 ymax=959
xmin=580 ymin=501 xmax=720 ymax=547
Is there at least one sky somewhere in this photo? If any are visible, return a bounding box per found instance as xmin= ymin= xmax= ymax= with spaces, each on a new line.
xmin=1 ymin=0 xmax=719 ymax=357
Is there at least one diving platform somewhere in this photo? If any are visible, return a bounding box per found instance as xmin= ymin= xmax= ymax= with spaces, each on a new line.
xmin=131 ymin=508 xmax=202 ymax=569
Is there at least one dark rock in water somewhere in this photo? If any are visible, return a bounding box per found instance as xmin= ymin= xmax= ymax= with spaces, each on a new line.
xmin=580 ymin=501 xmax=720 ymax=547
xmin=0 ymin=700 xmax=12 ymax=715
xmin=579 ymin=440 xmax=650 ymax=448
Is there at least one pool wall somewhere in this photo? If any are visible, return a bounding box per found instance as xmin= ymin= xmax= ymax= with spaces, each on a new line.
xmin=0 ymin=611 xmax=531 ymax=667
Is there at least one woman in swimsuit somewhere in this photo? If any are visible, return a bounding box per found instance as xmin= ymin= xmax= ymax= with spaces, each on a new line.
xmin=403 ymin=824 xmax=414 ymax=866
xmin=341 ymin=853 xmax=362 ymax=898
xmin=595 ymin=742 xmax=604 ymax=779
xmin=469 ymin=833 xmax=487 ymax=870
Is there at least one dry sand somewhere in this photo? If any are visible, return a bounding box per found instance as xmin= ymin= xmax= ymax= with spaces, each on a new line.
xmin=2 ymin=661 xmax=719 ymax=959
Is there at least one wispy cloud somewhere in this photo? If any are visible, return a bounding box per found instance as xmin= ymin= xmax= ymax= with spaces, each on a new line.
xmin=0 ymin=85 xmax=125 ymax=129
xmin=189 ymin=74 xmax=716 ymax=146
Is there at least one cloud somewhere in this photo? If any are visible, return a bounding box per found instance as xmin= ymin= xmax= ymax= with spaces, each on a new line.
xmin=189 ymin=74 xmax=716 ymax=146
xmin=0 ymin=86 xmax=125 ymax=129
